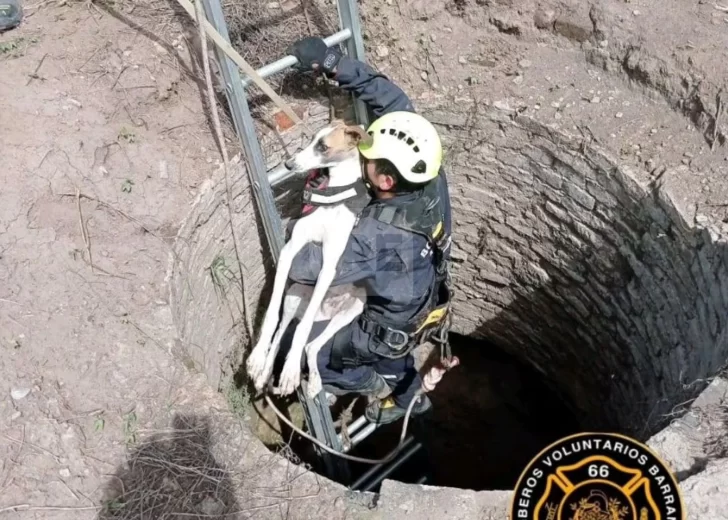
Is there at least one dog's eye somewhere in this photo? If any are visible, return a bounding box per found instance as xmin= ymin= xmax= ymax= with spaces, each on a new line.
xmin=315 ymin=140 xmax=328 ymax=153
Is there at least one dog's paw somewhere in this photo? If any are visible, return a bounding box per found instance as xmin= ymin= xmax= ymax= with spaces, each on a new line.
xmin=277 ymin=362 xmax=301 ymax=396
xmin=246 ymin=348 xmax=268 ymax=382
xmin=307 ymin=372 xmax=323 ymax=399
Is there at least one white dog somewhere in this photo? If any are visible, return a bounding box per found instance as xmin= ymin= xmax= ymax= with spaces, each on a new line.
xmin=246 ymin=120 xmax=371 ymax=398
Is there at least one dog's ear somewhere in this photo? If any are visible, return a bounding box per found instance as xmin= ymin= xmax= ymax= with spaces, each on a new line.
xmin=344 ymin=126 xmax=373 ymax=147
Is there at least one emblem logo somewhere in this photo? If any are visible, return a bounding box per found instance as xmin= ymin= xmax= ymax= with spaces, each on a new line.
xmin=510 ymin=432 xmax=685 ymax=520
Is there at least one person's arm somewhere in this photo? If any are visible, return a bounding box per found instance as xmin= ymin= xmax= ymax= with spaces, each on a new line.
xmin=332 ymin=57 xmax=414 ymax=117
xmin=332 ymin=58 xmax=452 ymax=237
xmin=288 ymin=226 xmax=378 ymax=287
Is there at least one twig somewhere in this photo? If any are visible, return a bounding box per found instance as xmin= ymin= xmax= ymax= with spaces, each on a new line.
xmin=26 ymin=53 xmax=48 ymax=86
xmin=59 ymin=192 xmax=156 ymax=237
xmin=195 ymin=0 xmax=254 ymax=341
xmin=56 ymin=479 xmax=81 ymax=502
xmin=424 ymin=48 xmax=441 ymax=85
xmin=2 ymin=434 xmax=61 ymax=463
xmin=1 ymin=426 xmax=24 ymax=492
xmin=712 ymin=90 xmax=724 ymax=152
xmin=301 ymin=0 xmax=314 ymax=35
xmin=715 ymin=3 xmax=728 ymax=12
xmin=76 ymin=187 xmax=95 ymax=274
xmin=171 ymin=503 xmax=285 ymax=517
xmin=111 ymin=65 xmax=129 ymax=90
xmin=3 ymin=504 xmax=102 ymax=512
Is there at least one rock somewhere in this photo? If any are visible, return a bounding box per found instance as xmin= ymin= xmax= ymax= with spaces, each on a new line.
xmin=533 ymin=8 xmax=556 ymax=29
xmin=11 ymin=411 xmax=21 ymax=420
xmin=493 ymin=100 xmax=513 ymax=112
xmin=615 ymin=112 xmax=623 ymax=118
xmin=553 ymin=2 xmax=594 ymax=42
xmin=471 ymin=56 xmax=497 ymax=67
xmin=420 ymin=71 xmax=428 ymax=81
xmin=518 ymin=59 xmax=532 ymax=68
xmin=458 ymin=56 xmax=467 ymax=64
xmin=590 ymin=96 xmax=601 ymax=103
xmin=681 ymin=458 xmax=728 ymax=519
xmin=376 ymin=45 xmax=389 ymax=58
xmin=376 ymin=480 xmax=511 ymax=519
xmin=696 ymin=214 xmax=709 ymax=224
xmin=489 ymin=13 xmax=522 ymax=35
xmin=59 ymin=468 xmax=71 ymax=478
xmin=513 ymin=75 xmax=524 ymax=85
xmin=11 ymin=388 xmax=31 ymax=400
xmin=198 ymin=496 xmax=224 ymax=516
xmin=159 ymin=160 xmax=169 ymax=179
xmin=409 ymin=0 xmax=445 ymax=21
xmin=648 ymin=377 xmax=728 ymax=479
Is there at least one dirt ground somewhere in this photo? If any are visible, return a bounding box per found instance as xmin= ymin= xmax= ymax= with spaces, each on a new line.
xmin=0 ymin=1 xmax=230 ymax=515
xmin=2 ymin=0 xmax=728 ymax=517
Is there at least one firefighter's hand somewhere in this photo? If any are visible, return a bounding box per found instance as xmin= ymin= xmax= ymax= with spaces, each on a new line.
xmin=287 ymin=37 xmax=341 ymax=75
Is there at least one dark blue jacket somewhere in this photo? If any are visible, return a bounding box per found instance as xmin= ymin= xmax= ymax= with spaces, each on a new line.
xmin=289 ymin=57 xmax=453 ymax=335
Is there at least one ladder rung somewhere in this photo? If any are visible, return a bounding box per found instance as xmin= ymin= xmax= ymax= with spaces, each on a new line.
xmin=268 ymin=162 xmax=295 ymax=188
xmin=339 ymin=415 xmax=368 ymax=443
xmin=342 ymin=421 xmax=380 ymax=453
xmin=241 ymin=29 xmax=353 ymax=88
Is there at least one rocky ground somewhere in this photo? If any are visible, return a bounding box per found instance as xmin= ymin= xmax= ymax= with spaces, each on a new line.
xmin=2 ymin=0 xmax=728 ymax=518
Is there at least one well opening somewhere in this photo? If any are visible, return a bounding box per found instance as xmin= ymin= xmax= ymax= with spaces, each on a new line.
xmin=169 ymin=103 xmax=728 ymax=492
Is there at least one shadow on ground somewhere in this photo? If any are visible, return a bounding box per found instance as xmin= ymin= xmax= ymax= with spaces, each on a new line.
xmin=97 ymin=414 xmax=240 ymax=519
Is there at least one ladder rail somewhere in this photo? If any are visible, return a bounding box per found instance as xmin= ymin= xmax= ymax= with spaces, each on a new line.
xmin=200 ymin=0 xmax=285 ymax=261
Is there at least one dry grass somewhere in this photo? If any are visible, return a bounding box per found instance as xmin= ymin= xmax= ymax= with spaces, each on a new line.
xmin=96 ymin=414 xmax=323 ymax=519
xmin=98 ymin=415 xmax=240 ymax=519
xmin=224 ymin=0 xmax=337 ymax=74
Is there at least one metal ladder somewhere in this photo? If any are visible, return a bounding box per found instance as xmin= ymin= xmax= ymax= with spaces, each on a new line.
xmin=200 ymin=0 xmax=424 ymax=490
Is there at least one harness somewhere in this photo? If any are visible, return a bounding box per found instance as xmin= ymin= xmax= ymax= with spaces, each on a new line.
xmin=357 ymin=180 xmax=453 ymax=364
xmin=300 ymin=169 xmax=370 ymax=216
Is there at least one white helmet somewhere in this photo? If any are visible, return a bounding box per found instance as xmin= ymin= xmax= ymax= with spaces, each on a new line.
xmin=358 ymin=111 xmax=443 ymax=184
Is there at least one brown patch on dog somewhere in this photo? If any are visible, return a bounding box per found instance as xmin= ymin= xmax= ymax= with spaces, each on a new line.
xmin=323 ymin=124 xmax=372 ymax=155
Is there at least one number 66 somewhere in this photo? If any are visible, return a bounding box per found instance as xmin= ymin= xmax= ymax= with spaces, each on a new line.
xmin=588 ymin=464 xmax=610 ymax=478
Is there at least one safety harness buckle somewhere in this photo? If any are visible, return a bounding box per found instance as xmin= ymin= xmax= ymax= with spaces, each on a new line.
xmin=381 ymin=327 xmax=411 ymax=351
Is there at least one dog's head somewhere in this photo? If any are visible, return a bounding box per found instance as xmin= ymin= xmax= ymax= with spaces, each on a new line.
xmin=284 ymin=120 xmax=373 ymax=172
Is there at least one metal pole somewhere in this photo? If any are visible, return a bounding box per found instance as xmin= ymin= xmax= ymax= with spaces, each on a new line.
xmin=268 ymin=163 xmax=297 ymax=188
xmin=360 ymin=442 xmax=423 ymax=492
xmin=349 ymin=436 xmax=419 ymax=490
xmin=336 ymin=0 xmax=369 ymax=126
xmin=241 ymin=29 xmax=352 ymax=87
xmin=339 ymin=415 xmax=368 ymax=443
xmin=201 ymin=0 xmax=284 ymax=261
xmin=342 ymin=422 xmax=380 ymax=453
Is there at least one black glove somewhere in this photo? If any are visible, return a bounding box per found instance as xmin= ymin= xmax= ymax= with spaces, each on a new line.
xmin=287 ymin=37 xmax=342 ymax=75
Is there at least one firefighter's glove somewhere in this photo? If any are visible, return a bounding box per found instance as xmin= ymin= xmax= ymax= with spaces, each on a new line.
xmin=287 ymin=37 xmax=342 ymax=75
